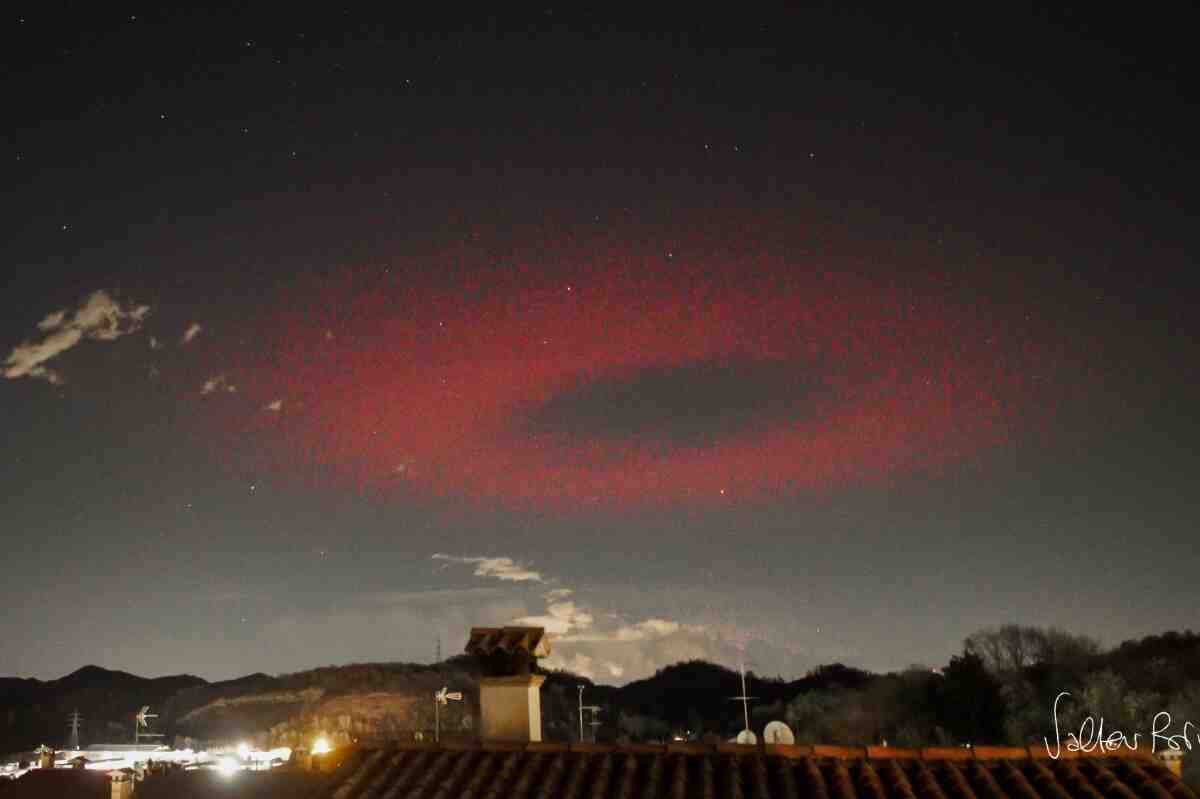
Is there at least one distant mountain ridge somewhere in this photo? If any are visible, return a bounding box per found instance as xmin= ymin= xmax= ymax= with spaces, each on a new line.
xmin=0 ymin=656 xmax=875 ymax=756
xmin=4 ymin=627 xmax=1198 ymax=767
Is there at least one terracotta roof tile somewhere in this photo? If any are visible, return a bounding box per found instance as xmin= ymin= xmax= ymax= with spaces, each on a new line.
xmin=971 ymin=748 xmax=1029 ymax=761
xmin=305 ymin=743 xmax=1198 ymax=799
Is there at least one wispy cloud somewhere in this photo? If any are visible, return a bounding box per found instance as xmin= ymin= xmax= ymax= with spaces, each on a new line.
xmin=559 ymin=617 xmax=701 ymax=643
xmin=432 ymin=553 xmax=543 ymax=582
xmin=201 ymin=374 xmax=237 ymax=395
xmin=180 ymin=322 xmax=203 ymax=345
xmin=3 ymin=290 xmax=151 ymax=384
xmin=514 ymin=590 xmax=595 ymax=635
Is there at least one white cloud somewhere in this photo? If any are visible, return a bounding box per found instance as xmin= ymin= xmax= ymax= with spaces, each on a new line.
xmin=264 ymin=398 xmax=283 ymax=412
xmin=541 ymin=622 xmax=725 ymax=682
xmin=432 ymin=553 xmax=543 ymax=582
xmin=181 ymin=322 xmax=203 ymax=345
xmin=201 ymin=374 xmax=237 ymax=395
xmin=514 ymin=598 xmax=595 ymax=635
xmin=3 ymin=290 xmax=151 ymax=384
xmin=559 ymin=618 xmax=704 ymax=644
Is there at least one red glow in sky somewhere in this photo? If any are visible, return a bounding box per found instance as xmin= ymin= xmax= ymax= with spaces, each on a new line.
xmin=191 ymin=222 xmax=1056 ymax=508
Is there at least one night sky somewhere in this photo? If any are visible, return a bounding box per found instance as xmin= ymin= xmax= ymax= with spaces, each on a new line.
xmin=2 ymin=7 xmax=1197 ymax=685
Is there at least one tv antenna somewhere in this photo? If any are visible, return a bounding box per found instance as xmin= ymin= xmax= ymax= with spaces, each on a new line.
xmin=729 ymin=659 xmax=757 ymax=744
xmin=134 ymin=706 xmax=163 ymax=744
xmin=433 ymin=685 xmax=462 ymax=743
xmin=763 ymin=720 xmax=795 ymax=745
xmin=577 ymin=685 xmax=601 ymax=742
xmin=67 ymin=709 xmax=83 ymax=750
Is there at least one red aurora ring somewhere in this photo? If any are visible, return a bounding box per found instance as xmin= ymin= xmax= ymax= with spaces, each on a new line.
xmin=190 ymin=219 xmax=1059 ymax=508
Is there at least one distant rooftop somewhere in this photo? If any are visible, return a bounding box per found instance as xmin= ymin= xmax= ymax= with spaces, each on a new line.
xmin=304 ymin=741 xmax=1196 ymax=799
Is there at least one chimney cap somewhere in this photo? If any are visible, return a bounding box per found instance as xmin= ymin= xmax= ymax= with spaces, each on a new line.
xmin=466 ymin=627 xmax=551 ymax=658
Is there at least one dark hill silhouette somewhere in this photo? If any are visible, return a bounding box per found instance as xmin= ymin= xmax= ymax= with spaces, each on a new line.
xmin=0 ymin=666 xmax=205 ymax=756
xmin=3 ymin=625 xmax=1199 ymax=788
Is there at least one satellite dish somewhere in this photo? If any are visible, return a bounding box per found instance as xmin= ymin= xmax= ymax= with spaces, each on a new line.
xmin=763 ymin=721 xmax=795 ymax=745
xmin=736 ymin=729 xmax=757 ymax=745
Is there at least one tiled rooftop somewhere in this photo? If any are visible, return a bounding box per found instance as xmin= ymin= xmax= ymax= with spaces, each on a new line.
xmin=303 ymin=742 xmax=1197 ymax=799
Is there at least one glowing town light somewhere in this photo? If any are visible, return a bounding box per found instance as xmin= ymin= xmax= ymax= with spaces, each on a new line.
xmin=217 ymin=757 xmax=239 ymax=777
xmin=236 ymin=742 xmax=250 ymax=759
xmin=312 ymin=736 xmax=332 ymax=755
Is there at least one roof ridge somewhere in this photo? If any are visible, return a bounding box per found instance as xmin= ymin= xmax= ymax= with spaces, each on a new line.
xmin=335 ymin=741 xmax=1163 ymax=762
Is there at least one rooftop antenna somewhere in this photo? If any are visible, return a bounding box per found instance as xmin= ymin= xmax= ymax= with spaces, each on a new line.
xmin=577 ymin=684 xmax=601 ymax=742
xmin=436 ymin=634 xmax=442 ymax=664
xmin=577 ymin=685 xmax=584 ymax=742
xmin=433 ymin=685 xmax=462 ymax=743
xmin=67 ymin=709 xmax=82 ymax=750
xmin=729 ymin=658 xmax=757 ymax=744
xmin=134 ymin=706 xmax=163 ymax=744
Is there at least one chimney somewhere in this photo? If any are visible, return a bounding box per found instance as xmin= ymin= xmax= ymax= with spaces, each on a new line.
xmin=466 ymin=627 xmax=550 ymax=743
xmin=111 ymin=770 xmax=135 ymax=799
